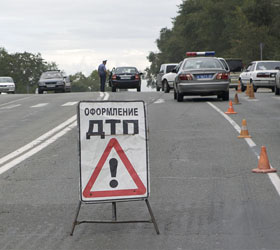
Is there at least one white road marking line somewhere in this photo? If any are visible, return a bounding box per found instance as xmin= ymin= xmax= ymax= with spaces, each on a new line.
xmin=245 ymin=138 xmax=256 ymax=147
xmin=154 ymin=98 xmax=165 ymax=104
xmin=0 ymin=96 xmax=31 ymax=107
xmin=31 ymin=103 xmax=48 ymax=108
xmin=0 ymin=104 xmax=21 ymax=110
xmin=0 ymin=115 xmax=77 ymax=166
xmin=268 ymin=173 xmax=280 ymax=195
xmin=0 ymin=92 xmax=110 ymax=175
xmin=208 ymin=101 xmax=280 ymax=197
xmin=62 ymin=102 xmax=78 ymax=106
xmin=0 ymin=122 xmax=76 ymax=175
xmin=104 ymin=92 xmax=109 ymax=100
xmin=207 ymin=102 xmax=241 ymax=133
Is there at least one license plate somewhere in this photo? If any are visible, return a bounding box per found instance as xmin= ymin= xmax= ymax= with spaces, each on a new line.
xmin=196 ymin=74 xmax=213 ymax=79
xmin=47 ymin=84 xmax=55 ymax=88
xmin=121 ymin=75 xmax=131 ymax=80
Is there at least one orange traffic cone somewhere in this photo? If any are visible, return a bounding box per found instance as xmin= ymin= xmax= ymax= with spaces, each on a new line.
xmin=233 ymin=93 xmax=240 ymax=104
xmin=225 ymin=100 xmax=237 ymax=114
xmin=249 ymin=84 xmax=255 ymax=99
xmin=252 ymin=146 xmax=277 ymax=173
xmin=238 ymin=119 xmax=251 ymax=138
xmin=237 ymin=80 xmax=242 ymax=93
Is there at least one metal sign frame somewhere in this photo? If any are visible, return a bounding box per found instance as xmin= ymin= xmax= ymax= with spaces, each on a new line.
xmin=71 ymin=100 xmax=159 ymax=236
xmin=77 ymin=100 xmax=149 ymax=203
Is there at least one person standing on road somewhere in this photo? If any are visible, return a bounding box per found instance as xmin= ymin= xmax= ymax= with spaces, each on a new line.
xmin=98 ymin=60 xmax=107 ymax=92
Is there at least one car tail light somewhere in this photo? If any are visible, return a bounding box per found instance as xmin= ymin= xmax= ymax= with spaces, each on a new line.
xmin=179 ymin=73 xmax=192 ymax=80
xmin=112 ymin=74 xmax=117 ymax=80
xmin=135 ymin=74 xmax=140 ymax=80
xmin=257 ymin=72 xmax=270 ymax=77
xmin=216 ymin=73 xmax=229 ymax=80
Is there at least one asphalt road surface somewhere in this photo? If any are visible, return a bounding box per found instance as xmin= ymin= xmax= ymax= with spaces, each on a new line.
xmin=0 ymin=89 xmax=280 ymax=250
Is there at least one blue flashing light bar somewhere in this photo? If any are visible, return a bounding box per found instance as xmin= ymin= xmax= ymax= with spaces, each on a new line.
xmin=186 ymin=51 xmax=215 ymax=57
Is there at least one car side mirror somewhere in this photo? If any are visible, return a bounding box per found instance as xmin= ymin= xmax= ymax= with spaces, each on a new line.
xmin=172 ymin=68 xmax=177 ymax=73
xmin=275 ymin=67 xmax=280 ymax=70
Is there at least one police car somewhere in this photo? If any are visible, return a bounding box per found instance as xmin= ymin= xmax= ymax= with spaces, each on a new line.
xmin=173 ymin=51 xmax=230 ymax=102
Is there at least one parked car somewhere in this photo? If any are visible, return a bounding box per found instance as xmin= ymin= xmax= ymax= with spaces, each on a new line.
xmin=0 ymin=77 xmax=15 ymax=94
xmin=109 ymin=66 xmax=142 ymax=92
xmin=38 ymin=70 xmax=71 ymax=94
xmin=161 ymin=62 xmax=182 ymax=93
xmin=239 ymin=61 xmax=280 ymax=92
xmin=275 ymin=67 xmax=280 ymax=95
xmin=173 ymin=51 xmax=230 ymax=102
xmin=156 ymin=63 xmax=177 ymax=91
xmin=225 ymin=58 xmax=243 ymax=90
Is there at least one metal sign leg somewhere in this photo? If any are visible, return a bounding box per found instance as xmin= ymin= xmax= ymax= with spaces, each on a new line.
xmin=112 ymin=202 xmax=117 ymax=221
xmin=70 ymin=200 xmax=82 ymax=236
xmin=145 ymin=199 xmax=160 ymax=235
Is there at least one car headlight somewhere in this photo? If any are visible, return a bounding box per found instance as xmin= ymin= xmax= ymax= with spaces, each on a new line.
xmin=57 ymin=81 xmax=64 ymax=85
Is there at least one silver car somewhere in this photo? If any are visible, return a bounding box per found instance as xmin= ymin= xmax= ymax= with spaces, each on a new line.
xmin=0 ymin=77 xmax=15 ymax=94
xmin=174 ymin=56 xmax=230 ymax=102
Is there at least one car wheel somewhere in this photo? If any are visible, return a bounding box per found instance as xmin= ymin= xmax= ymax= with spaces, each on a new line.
xmin=137 ymin=85 xmax=141 ymax=92
xmin=163 ymin=80 xmax=170 ymax=93
xmin=275 ymin=86 xmax=280 ymax=95
xmin=177 ymin=91 xmax=183 ymax=102
xmin=173 ymin=88 xmax=177 ymax=99
xmin=112 ymin=86 xmax=116 ymax=92
xmin=271 ymin=86 xmax=275 ymax=92
xmin=222 ymin=91 xmax=229 ymax=101
xmin=38 ymin=88 xmax=43 ymax=94
xmin=240 ymin=79 xmax=246 ymax=92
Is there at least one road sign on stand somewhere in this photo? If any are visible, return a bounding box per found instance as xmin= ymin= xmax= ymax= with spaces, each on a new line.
xmin=70 ymin=100 xmax=158 ymax=236
xmin=78 ymin=101 xmax=149 ymax=202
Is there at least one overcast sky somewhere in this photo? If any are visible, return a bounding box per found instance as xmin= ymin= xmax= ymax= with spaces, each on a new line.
xmin=1 ymin=0 xmax=182 ymax=75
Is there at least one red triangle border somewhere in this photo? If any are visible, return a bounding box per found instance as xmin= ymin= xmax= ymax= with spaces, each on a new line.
xmin=83 ymin=138 xmax=146 ymax=198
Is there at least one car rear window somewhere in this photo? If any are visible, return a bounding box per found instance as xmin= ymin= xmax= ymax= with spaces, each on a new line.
xmin=166 ymin=65 xmax=177 ymax=73
xmin=256 ymin=62 xmax=280 ymax=70
xmin=41 ymin=72 xmax=63 ymax=79
xmin=0 ymin=77 xmax=13 ymax=83
xmin=183 ymin=58 xmax=223 ymax=70
xmin=115 ymin=67 xmax=138 ymax=74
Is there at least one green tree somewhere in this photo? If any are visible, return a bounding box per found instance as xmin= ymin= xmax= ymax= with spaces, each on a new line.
xmin=0 ymin=48 xmax=58 ymax=93
xmin=146 ymin=0 xmax=280 ymax=84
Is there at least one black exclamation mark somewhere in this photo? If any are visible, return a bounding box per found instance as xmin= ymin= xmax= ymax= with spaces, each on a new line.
xmin=109 ymin=158 xmax=118 ymax=188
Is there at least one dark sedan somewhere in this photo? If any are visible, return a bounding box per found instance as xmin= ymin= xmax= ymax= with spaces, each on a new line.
xmin=109 ymin=67 xmax=141 ymax=92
